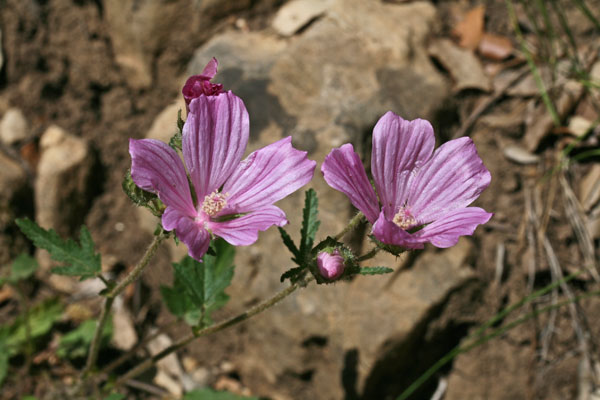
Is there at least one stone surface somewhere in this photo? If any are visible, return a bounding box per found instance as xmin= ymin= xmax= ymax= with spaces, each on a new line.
xmin=103 ymin=0 xmax=183 ymax=89
xmin=0 ymin=151 xmax=29 ymax=263
xmin=35 ymin=125 xmax=94 ymax=238
xmin=272 ymin=0 xmax=332 ymax=37
xmin=0 ymin=108 xmax=29 ymax=145
xmin=503 ymin=145 xmax=540 ymax=165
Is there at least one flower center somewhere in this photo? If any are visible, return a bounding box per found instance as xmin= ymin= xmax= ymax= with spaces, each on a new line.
xmin=201 ymin=191 xmax=228 ymax=216
xmin=393 ymin=206 xmax=417 ymax=230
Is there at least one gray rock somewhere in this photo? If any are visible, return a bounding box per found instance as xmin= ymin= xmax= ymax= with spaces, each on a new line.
xmin=272 ymin=0 xmax=332 ymax=37
xmin=104 ymin=0 xmax=182 ymax=89
xmin=0 ymin=108 xmax=29 ymax=146
xmin=35 ymin=125 xmax=94 ymax=238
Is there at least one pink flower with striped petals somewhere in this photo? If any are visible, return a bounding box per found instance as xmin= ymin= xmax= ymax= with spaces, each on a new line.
xmin=130 ymin=91 xmax=316 ymax=261
xmin=321 ymin=111 xmax=492 ymax=250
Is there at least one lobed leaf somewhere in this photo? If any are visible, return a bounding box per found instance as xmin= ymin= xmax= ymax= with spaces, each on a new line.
xmin=16 ymin=219 xmax=101 ymax=281
xmin=299 ymin=189 xmax=320 ymax=265
xmin=278 ymin=227 xmax=300 ymax=261
xmin=163 ymin=239 xmax=235 ymax=328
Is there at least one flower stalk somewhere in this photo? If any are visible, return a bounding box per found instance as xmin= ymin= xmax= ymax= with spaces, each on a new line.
xmin=82 ymin=231 xmax=167 ymax=378
xmin=114 ymin=275 xmax=313 ymax=387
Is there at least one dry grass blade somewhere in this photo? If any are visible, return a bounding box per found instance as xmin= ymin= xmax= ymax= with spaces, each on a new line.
xmin=560 ymin=171 xmax=600 ymax=282
xmin=543 ymin=235 xmax=600 ymax=390
xmin=452 ymin=64 xmax=529 ymax=139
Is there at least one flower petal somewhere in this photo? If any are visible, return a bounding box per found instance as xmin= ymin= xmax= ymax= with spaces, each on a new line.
xmin=201 ymin=57 xmax=219 ymax=78
xmin=372 ymin=209 xmax=424 ymax=249
xmin=183 ymin=92 xmax=249 ymax=201
xmin=207 ymin=206 xmax=287 ymax=246
xmin=407 ymin=137 xmax=491 ymax=223
xmin=162 ymin=207 xmax=211 ymax=261
xmin=371 ymin=112 xmax=435 ymax=218
xmin=321 ymin=143 xmax=379 ymax=223
xmin=413 ymin=207 xmax=492 ymax=248
xmin=221 ymin=137 xmax=316 ymax=214
xmin=129 ymin=138 xmax=196 ymax=217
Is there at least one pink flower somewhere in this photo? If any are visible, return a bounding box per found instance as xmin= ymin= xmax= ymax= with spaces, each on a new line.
xmin=182 ymin=58 xmax=224 ymax=108
xmin=317 ymin=250 xmax=345 ymax=280
xmin=321 ymin=111 xmax=492 ymax=249
xmin=130 ymin=91 xmax=316 ymax=261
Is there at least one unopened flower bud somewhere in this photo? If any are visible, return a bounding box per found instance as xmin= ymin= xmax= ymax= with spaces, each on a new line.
xmin=182 ymin=57 xmax=224 ymax=108
xmin=317 ymin=249 xmax=345 ymax=280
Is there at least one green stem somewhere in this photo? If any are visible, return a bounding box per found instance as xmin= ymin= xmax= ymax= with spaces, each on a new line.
xmin=334 ymin=212 xmax=364 ymax=241
xmin=82 ymin=232 xmax=166 ymax=378
xmin=114 ymin=276 xmax=313 ymax=387
xmin=357 ymin=247 xmax=380 ymax=262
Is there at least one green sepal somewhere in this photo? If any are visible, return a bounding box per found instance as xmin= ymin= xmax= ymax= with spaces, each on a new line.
xmin=370 ymin=235 xmax=407 ymax=257
xmin=168 ymin=109 xmax=184 ymax=151
xmin=122 ymin=170 xmax=165 ymax=217
xmin=15 ymin=219 xmax=101 ymax=281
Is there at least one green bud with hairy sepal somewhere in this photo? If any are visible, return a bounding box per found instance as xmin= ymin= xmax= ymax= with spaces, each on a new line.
xmin=309 ymin=244 xmax=356 ymax=284
xmin=122 ymin=169 xmax=166 ymax=217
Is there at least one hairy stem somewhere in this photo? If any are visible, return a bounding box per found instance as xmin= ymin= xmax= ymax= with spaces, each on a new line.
xmin=114 ymin=276 xmax=313 ymax=387
xmin=357 ymin=247 xmax=380 ymax=262
xmin=82 ymin=232 xmax=166 ymax=377
xmin=334 ymin=212 xmax=364 ymax=241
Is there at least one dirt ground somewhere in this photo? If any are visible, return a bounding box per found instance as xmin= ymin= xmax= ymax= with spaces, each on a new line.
xmin=1 ymin=0 xmax=599 ymax=399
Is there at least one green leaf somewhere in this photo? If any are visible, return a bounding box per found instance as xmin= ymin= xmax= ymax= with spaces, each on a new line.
xmin=161 ymin=277 xmax=201 ymax=325
xmin=57 ymin=319 xmax=113 ymax=360
xmin=165 ymin=239 xmax=235 ymax=327
xmin=355 ymin=266 xmax=393 ymax=275
xmin=278 ymin=227 xmax=300 ymax=262
xmin=122 ymin=170 xmax=165 ymax=217
xmin=5 ymin=298 xmax=63 ymax=354
xmin=183 ymin=388 xmax=259 ymax=400
xmin=299 ymin=189 xmax=320 ymax=264
xmin=15 ymin=219 xmax=101 ymax=281
xmin=104 ymin=394 xmax=125 ymax=400
xmin=4 ymin=254 xmax=38 ymax=284
xmin=280 ymin=265 xmax=306 ymax=283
